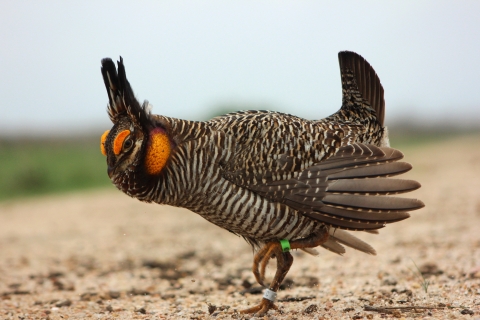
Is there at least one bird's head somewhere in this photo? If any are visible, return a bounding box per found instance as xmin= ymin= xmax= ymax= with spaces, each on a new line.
xmin=100 ymin=57 xmax=172 ymax=195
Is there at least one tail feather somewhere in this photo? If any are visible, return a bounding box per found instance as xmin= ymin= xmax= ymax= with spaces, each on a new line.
xmin=338 ymin=51 xmax=385 ymax=126
xmin=321 ymin=238 xmax=347 ymax=255
xmin=315 ymin=205 xmax=410 ymax=222
xmin=302 ymin=212 xmax=388 ymax=231
xmin=330 ymin=229 xmax=376 ymax=255
xmin=322 ymin=194 xmax=423 ymax=212
xmin=326 ymin=162 xmax=413 ymax=179
xmin=327 ymin=178 xmax=420 ymax=195
xmin=301 ymin=247 xmax=320 ymax=256
xmin=321 ymin=229 xmax=377 ymax=256
xmin=252 ymin=143 xmax=424 ymax=231
xmin=317 ymin=145 xmax=404 ymax=171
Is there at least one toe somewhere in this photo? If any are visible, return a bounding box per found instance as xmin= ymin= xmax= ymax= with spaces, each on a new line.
xmin=240 ymin=298 xmax=276 ymax=315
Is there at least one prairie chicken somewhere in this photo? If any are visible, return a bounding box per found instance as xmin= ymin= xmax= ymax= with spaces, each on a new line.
xmin=100 ymin=51 xmax=424 ymax=315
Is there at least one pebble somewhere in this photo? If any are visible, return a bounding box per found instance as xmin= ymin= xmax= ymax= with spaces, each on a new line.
xmin=55 ymin=299 xmax=72 ymax=307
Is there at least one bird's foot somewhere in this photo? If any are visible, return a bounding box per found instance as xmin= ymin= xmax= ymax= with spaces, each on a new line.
xmin=240 ymin=298 xmax=277 ymax=315
xmin=246 ymin=233 xmax=328 ymax=316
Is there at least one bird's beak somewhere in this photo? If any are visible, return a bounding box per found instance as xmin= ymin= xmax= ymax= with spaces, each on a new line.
xmin=107 ymin=166 xmax=115 ymax=178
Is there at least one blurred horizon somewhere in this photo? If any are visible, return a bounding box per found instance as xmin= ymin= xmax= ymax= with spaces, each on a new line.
xmin=1 ymin=1 xmax=479 ymax=137
xmin=0 ymin=108 xmax=479 ymax=139
xmin=1 ymin=129 xmax=478 ymax=202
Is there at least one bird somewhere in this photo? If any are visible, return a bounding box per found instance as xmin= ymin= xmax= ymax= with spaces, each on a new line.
xmin=99 ymin=51 xmax=424 ymax=315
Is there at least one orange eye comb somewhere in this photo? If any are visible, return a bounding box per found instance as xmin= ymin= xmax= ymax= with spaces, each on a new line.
xmin=100 ymin=130 xmax=110 ymax=156
xmin=113 ymin=130 xmax=131 ymax=155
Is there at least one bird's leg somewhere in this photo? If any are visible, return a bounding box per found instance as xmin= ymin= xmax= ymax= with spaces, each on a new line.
xmin=241 ymin=230 xmax=329 ymax=315
xmin=241 ymin=247 xmax=293 ymax=315
xmin=255 ymin=230 xmax=330 ymax=286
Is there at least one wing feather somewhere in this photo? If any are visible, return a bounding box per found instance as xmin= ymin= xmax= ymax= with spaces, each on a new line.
xmin=236 ymin=142 xmax=424 ymax=231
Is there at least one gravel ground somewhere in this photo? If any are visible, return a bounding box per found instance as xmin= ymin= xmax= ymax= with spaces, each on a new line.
xmin=1 ymin=135 xmax=480 ymax=319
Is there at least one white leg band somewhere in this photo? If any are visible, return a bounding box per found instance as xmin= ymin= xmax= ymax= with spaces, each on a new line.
xmin=263 ymin=288 xmax=277 ymax=302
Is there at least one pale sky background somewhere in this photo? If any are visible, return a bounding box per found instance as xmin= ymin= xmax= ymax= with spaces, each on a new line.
xmin=1 ymin=1 xmax=479 ymax=136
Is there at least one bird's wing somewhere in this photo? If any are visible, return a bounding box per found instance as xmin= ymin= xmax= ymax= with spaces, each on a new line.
xmin=222 ymin=139 xmax=424 ymax=231
xmin=216 ymin=111 xmax=364 ymax=186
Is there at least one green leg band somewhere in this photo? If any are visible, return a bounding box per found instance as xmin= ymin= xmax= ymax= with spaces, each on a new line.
xmin=279 ymin=239 xmax=290 ymax=252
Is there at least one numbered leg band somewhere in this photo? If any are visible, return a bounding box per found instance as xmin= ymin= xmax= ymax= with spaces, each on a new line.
xmin=263 ymin=288 xmax=277 ymax=302
xmin=279 ymin=239 xmax=290 ymax=252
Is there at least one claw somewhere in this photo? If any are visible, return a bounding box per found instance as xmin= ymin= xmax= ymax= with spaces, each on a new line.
xmin=240 ymin=298 xmax=277 ymax=315
xmin=252 ymin=241 xmax=284 ymax=287
xmin=252 ymin=245 xmax=270 ymax=286
xmin=259 ymin=244 xmax=278 ymax=284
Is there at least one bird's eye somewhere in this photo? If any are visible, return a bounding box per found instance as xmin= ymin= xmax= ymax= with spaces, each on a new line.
xmin=123 ymin=138 xmax=133 ymax=151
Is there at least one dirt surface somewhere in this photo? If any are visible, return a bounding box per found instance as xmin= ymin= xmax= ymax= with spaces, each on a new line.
xmin=1 ymin=135 xmax=480 ymax=319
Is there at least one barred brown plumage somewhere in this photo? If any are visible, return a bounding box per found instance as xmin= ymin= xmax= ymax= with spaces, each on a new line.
xmin=99 ymin=51 xmax=424 ymax=315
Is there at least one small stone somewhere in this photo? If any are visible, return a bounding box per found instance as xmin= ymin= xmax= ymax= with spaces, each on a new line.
xmin=55 ymin=299 xmax=72 ymax=307
xmin=135 ymin=306 xmax=146 ymax=314
xmin=468 ymin=266 xmax=480 ymax=278
xmin=240 ymin=286 xmax=263 ymax=295
xmin=8 ymin=283 xmax=21 ymax=289
xmin=391 ymin=310 xmax=402 ymax=318
xmin=129 ymin=288 xmax=150 ymax=296
xmin=382 ymin=278 xmax=398 ymax=286
xmin=304 ymin=304 xmax=318 ymax=314
xmin=207 ymin=303 xmax=217 ymax=315
xmin=48 ymin=271 xmax=65 ymax=278
xmin=241 ymin=279 xmax=252 ymax=289
xmin=460 ymin=309 xmax=474 ymax=315
xmin=390 ymin=257 xmax=401 ymax=264
xmin=52 ymin=278 xmax=74 ymax=291
xmin=419 ymin=262 xmax=443 ymax=277
xmin=80 ymin=292 xmax=97 ymax=301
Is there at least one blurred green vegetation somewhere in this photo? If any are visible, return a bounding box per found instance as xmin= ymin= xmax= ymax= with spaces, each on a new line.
xmin=0 ymin=136 xmax=111 ymax=201
xmin=388 ymin=127 xmax=478 ymax=150
xmin=0 ymin=129 xmax=477 ymax=202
